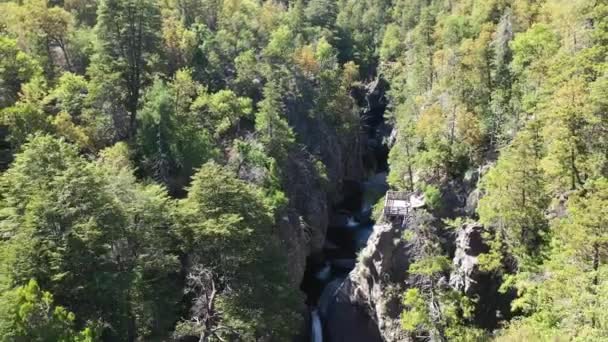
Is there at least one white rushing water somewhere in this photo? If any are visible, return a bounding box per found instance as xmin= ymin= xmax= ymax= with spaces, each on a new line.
xmin=346 ymin=216 xmax=359 ymax=228
xmin=311 ymin=309 xmax=323 ymax=342
xmin=315 ymin=263 xmax=332 ymax=282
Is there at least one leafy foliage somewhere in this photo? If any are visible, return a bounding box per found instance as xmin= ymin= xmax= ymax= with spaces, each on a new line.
xmin=0 ymin=279 xmax=97 ymax=341
xmin=176 ymin=162 xmax=301 ymax=340
xmin=1 ymin=0 xmax=606 ymax=340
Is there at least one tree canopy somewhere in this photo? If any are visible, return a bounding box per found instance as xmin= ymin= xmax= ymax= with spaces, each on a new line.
xmin=0 ymin=0 xmax=607 ymax=340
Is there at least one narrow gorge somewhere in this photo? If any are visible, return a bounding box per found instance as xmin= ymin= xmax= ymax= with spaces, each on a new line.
xmin=1 ymin=0 xmax=606 ymax=340
xmin=298 ymin=78 xmax=391 ymax=341
xmin=295 ymin=73 xmax=514 ymax=341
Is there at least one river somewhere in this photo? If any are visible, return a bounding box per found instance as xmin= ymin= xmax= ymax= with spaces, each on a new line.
xmin=300 ymin=78 xmax=390 ymax=341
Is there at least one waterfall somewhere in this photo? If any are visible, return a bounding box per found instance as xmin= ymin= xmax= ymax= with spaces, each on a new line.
xmin=315 ymin=263 xmax=331 ymax=282
xmin=311 ymin=309 xmax=323 ymax=342
xmin=346 ymin=216 xmax=359 ymax=228
xmin=300 ymin=77 xmax=389 ymax=341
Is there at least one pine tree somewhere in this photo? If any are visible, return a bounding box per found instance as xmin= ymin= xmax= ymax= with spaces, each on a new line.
xmin=478 ymin=122 xmax=549 ymax=266
xmin=94 ymin=0 xmax=162 ymax=137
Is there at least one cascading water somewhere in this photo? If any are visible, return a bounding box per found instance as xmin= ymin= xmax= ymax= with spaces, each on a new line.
xmin=311 ymin=310 xmax=323 ymax=342
xmin=300 ymin=78 xmax=390 ymax=341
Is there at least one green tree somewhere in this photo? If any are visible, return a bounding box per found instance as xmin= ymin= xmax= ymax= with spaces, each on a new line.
xmin=1 ymin=102 xmax=51 ymax=151
xmin=264 ymin=25 xmax=296 ymax=64
xmin=400 ymin=211 xmax=484 ymax=341
xmin=335 ymin=0 xmax=391 ymax=71
xmin=541 ymin=78 xmax=595 ymax=193
xmin=478 ymin=124 xmax=549 ymax=267
xmin=94 ymin=0 xmax=162 ymax=137
xmin=137 ymin=76 xmax=215 ymax=187
xmin=305 ymin=0 xmax=337 ymax=28
xmin=498 ymin=178 xmax=608 ymax=341
xmin=410 ymin=5 xmax=437 ymax=93
xmin=412 ymin=104 xmax=468 ymax=181
xmin=380 ymin=23 xmax=405 ymax=61
xmin=0 ymin=37 xmax=42 ymax=108
xmin=192 ymin=89 xmax=253 ymax=137
xmin=175 ymin=162 xmax=300 ymax=340
xmin=510 ymin=23 xmax=560 ymax=115
xmin=0 ymin=279 xmax=97 ymax=342
xmin=0 ymin=0 xmax=76 ymax=77
xmin=46 ymin=73 xmax=88 ymax=117
xmin=255 ymin=83 xmax=294 ymax=162
xmin=161 ymin=10 xmax=198 ymax=75
xmin=1 ymin=76 xmax=53 ymax=150
xmin=0 ymin=135 xmax=132 ymax=340
xmin=97 ymin=143 xmax=182 ymax=339
xmin=64 ymin=0 xmax=98 ymax=26
xmin=85 ymin=55 xmax=131 ymax=142
xmin=387 ymin=101 xmax=417 ymax=191
xmin=233 ymin=49 xmax=263 ymax=98
xmin=456 ymin=24 xmax=495 ymax=142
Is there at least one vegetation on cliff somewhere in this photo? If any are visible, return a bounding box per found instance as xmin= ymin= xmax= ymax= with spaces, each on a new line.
xmin=0 ymin=0 xmax=607 ymax=340
xmin=0 ymin=0 xmax=360 ymax=339
xmin=377 ymin=0 xmax=608 ymax=340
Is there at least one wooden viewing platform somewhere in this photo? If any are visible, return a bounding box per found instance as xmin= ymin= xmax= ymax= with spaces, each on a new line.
xmin=382 ymin=191 xmax=425 ymax=224
xmin=383 ymin=191 xmax=409 ymax=217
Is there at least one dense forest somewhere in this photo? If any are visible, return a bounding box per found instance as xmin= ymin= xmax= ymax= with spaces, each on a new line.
xmin=0 ymin=0 xmax=607 ymax=341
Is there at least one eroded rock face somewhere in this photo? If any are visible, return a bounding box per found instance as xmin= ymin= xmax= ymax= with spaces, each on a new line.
xmin=280 ymin=95 xmax=368 ymax=287
xmin=324 ymin=279 xmax=384 ymax=342
xmin=449 ymin=222 xmax=512 ymax=329
xmin=324 ymin=212 xmax=508 ymax=341
xmin=279 ymin=149 xmax=330 ymax=287
xmin=286 ymin=95 xmax=366 ymax=198
xmin=324 ymin=222 xmax=411 ymax=342
xmin=449 ymin=222 xmax=488 ymax=295
xmin=290 ymin=77 xmax=391 ymax=339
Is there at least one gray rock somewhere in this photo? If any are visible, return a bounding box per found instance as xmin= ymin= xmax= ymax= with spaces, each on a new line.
xmin=449 ymin=222 xmax=487 ymax=295
xmin=324 ymin=279 xmax=383 ymax=342
xmin=324 ymin=223 xmax=412 ymax=342
xmin=410 ymin=193 xmax=426 ymax=209
xmin=464 ymin=188 xmax=480 ymax=216
xmin=319 ymin=278 xmax=344 ymax=318
xmin=448 ymin=222 xmax=513 ymax=329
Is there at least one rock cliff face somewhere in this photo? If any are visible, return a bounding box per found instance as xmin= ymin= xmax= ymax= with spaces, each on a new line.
xmin=279 ymin=148 xmax=330 ymax=287
xmin=449 ymin=222 xmax=488 ymax=295
xmin=280 ymin=79 xmax=382 ymax=288
xmin=449 ymin=222 xmax=513 ymax=329
xmin=282 ymin=77 xmax=395 ymax=339
xmin=278 ymin=123 xmax=365 ymax=290
xmin=324 ymin=221 xmax=411 ymax=342
xmin=323 ymin=210 xmax=514 ymax=340
xmin=278 ymin=122 xmax=363 ymax=340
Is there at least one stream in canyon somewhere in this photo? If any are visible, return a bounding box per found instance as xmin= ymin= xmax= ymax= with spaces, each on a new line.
xmin=300 ymin=79 xmax=390 ymax=342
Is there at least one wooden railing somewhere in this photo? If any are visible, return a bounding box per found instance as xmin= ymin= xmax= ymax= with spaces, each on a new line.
xmin=385 ymin=191 xmax=410 ymax=200
xmin=383 ymin=191 xmax=411 ymax=218
xmin=383 ymin=206 xmax=408 ymax=216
